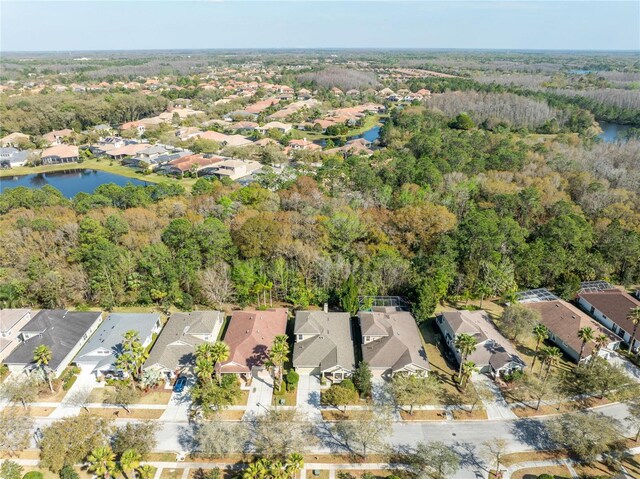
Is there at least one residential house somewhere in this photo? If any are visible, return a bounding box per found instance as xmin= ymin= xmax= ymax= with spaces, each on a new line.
xmin=436 ymin=309 xmax=526 ymax=378
xmin=292 ymin=310 xmax=355 ymax=383
xmin=219 ymin=308 xmax=288 ymax=380
xmin=3 ymin=310 xmax=102 ymax=377
xmin=75 ymin=313 xmax=161 ymax=378
xmin=258 ymin=121 xmax=293 ymax=134
xmin=197 ymin=131 xmax=254 ymax=148
xmin=519 ymin=289 xmax=622 ymax=363
xmin=577 ymin=287 xmax=640 ymax=353
xmin=0 ymin=132 xmax=30 ymax=147
xmin=105 ymin=143 xmax=150 ymax=160
xmin=43 ymin=129 xmax=73 ymax=146
xmin=359 ymin=307 xmax=430 ymax=378
xmin=203 ymin=159 xmax=262 ymax=181
xmin=144 ymin=311 xmax=224 ymax=379
xmin=0 ymin=147 xmax=30 ymax=168
xmin=0 ymin=309 xmax=31 ymax=362
xmin=287 ymin=139 xmax=322 ymax=151
xmin=40 ymin=145 xmax=79 ymax=164
xmin=159 ymin=154 xmax=223 ymax=176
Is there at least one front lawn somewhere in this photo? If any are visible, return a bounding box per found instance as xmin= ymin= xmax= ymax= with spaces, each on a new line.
xmin=272 ymin=386 xmax=297 ymax=406
xmin=84 ymin=407 xmax=164 ymax=419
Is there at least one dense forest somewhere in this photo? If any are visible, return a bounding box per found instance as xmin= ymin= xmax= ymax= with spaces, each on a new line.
xmin=1 ymin=107 xmax=639 ymax=313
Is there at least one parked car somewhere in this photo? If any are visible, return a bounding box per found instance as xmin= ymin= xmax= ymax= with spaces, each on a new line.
xmin=173 ymin=376 xmax=187 ymax=393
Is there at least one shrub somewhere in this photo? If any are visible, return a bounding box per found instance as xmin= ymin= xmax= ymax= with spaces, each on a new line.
xmin=59 ymin=466 xmax=79 ymax=479
xmin=339 ymin=379 xmax=355 ymax=390
xmin=23 ymin=472 xmax=44 ymax=479
xmin=537 ymin=475 xmax=554 ymax=479
xmin=285 ymin=370 xmax=299 ymax=391
xmin=0 ymin=461 xmax=23 ymax=479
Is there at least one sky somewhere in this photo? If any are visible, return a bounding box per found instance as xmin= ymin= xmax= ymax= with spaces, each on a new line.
xmin=1 ymin=1 xmax=639 ymax=52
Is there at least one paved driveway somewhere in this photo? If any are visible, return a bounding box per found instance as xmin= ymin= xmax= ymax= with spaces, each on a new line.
xmin=49 ymin=366 xmax=99 ymax=418
xmin=605 ymin=350 xmax=640 ymax=383
xmin=470 ymin=373 xmax=517 ymax=420
xmin=296 ymin=374 xmax=321 ymax=421
xmin=160 ymin=375 xmax=195 ymax=422
xmin=243 ymin=373 xmax=274 ymax=418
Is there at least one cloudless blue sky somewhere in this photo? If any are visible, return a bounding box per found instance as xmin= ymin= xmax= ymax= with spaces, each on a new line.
xmin=1 ymin=1 xmax=638 ymax=52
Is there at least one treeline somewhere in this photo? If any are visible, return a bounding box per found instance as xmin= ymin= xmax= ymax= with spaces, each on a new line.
xmin=1 ymin=109 xmax=639 ymax=314
xmin=297 ymin=67 xmax=380 ymax=91
xmin=0 ymin=91 xmax=168 ymax=136
xmin=427 ymin=91 xmax=567 ymax=130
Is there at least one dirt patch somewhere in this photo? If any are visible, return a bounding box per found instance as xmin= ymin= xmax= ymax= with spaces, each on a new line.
xmin=84 ymin=407 xmax=164 ymax=419
xmin=511 ymin=396 xmax=610 ymax=417
xmin=399 ymin=410 xmax=446 ymax=421
xmin=3 ymin=406 xmax=55 ymax=417
xmin=510 ymin=465 xmax=571 ymax=479
xmin=451 ymin=408 xmax=488 ymax=420
xmin=499 ymin=451 xmax=564 ymax=467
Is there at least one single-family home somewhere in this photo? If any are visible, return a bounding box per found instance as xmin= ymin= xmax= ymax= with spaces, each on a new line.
xmin=292 ymin=310 xmax=356 ymax=383
xmin=0 ymin=147 xmax=30 ymax=168
xmin=519 ymin=289 xmax=622 ymax=363
xmin=203 ymin=159 xmax=262 ymax=181
xmin=74 ymin=313 xmax=161 ymax=378
xmin=287 ymin=139 xmax=322 ymax=151
xmin=577 ymin=287 xmax=640 ymax=353
xmin=0 ymin=309 xmax=32 ymax=362
xmin=144 ymin=311 xmax=225 ymax=379
xmin=105 ymin=143 xmax=150 ymax=160
xmin=43 ymin=129 xmax=73 ymax=146
xmin=219 ymin=308 xmax=288 ymax=380
xmin=359 ymin=307 xmax=430 ymax=378
xmin=40 ymin=145 xmax=79 ymax=164
xmin=258 ymin=121 xmax=293 ymax=134
xmin=3 ymin=310 xmax=102 ymax=378
xmin=436 ymin=309 xmax=526 ymax=378
xmin=0 ymin=132 xmax=30 ymax=147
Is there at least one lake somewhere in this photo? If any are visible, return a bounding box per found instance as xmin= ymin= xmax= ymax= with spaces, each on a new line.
xmin=598 ymin=121 xmax=633 ymax=143
xmin=313 ymin=124 xmax=382 ymax=147
xmin=0 ymin=169 xmax=150 ymax=198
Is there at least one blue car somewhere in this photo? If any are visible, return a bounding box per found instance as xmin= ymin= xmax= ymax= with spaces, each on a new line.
xmin=173 ymin=377 xmax=187 ymax=393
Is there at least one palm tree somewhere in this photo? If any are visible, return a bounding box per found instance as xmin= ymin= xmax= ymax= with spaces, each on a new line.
xmin=136 ymin=465 xmax=155 ymax=479
xmin=591 ymin=334 xmax=610 ymax=365
xmin=460 ymin=361 xmax=476 ymax=391
xmin=269 ymin=335 xmax=290 ymax=392
xmin=627 ymin=307 xmax=640 ymax=354
xmin=119 ymin=449 xmax=141 ymax=479
xmin=210 ymin=341 xmax=230 ymax=386
xmin=531 ymin=324 xmax=549 ymax=369
xmin=194 ymin=356 xmax=214 ymax=383
xmin=454 ymin=333 xmax=477 ymax=382
xmin=87 ymin=446 xmax=117 ymax=479
xmin=243 ymin=460 xmax=268 ymax=479
xmin=33 ymin=344 xmax=53 ymax=392
xmin=543 ymin=346 xmax=562 ymax=379
xmin=285 ymin=453 xmax=304 ymax=479
xmin=577 ymin=326 xmax=595 ymax=365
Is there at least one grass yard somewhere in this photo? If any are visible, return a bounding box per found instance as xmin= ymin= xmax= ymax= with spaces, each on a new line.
xmin=321 ymin=410 xmax=357 ymax=421
xmin=87 ymin=386 xmax=172 ymax=405
xmin=511 ymin=395 xmax=610 ymax=418
xmin=418 ymin=319 xmax=480 ymax=406
xmin=334 ymin=471 xmax=396 ymax=479
xmin=3 ymin=405 xmax=55 ymax=417
xmin=306 ymin=470 xmax=330 ymax=479
xmin=498 ymin=451 xmax=564 ymax=467
xmin=35 ymin=383 xmax=69 ymax=403
xmin=509 ymin=466 xmax=572 ymax=479
xmin=451 ymin=407 xmax=488 ymax=420
xmin=84 ymin=407 xmax=164 ymax=419
xmin=399 ymin=410 xmax=447 ymax=421
xmin=272 ymin=386 xmax=297 ymax=406
xmin=21 ymin=466 xmax=95 ymax=479
xmin=160 ymin=468 xmax=184 ymax=479
xmin=234 ymin=389 xmax=250 ymax=406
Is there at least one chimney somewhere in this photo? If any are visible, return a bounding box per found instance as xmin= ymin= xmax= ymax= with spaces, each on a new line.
xmin=323 ymin=303 xmax=328 ymax=313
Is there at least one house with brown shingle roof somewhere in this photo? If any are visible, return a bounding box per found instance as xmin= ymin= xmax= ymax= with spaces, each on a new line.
xmin=577 ymin=287 xmax=640 ymax=353
xmin=436 ymin=309 xmax=525 ymax=378
xmin=219 ymin=308 xmax=288 ymax=379
xmin=519 ymin=289 xmax=622 ymax=363
xmin=359 ymin=307 xmax=430 ymax=379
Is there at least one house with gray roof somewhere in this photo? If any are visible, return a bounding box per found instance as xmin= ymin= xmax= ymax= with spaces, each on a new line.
xmin=436 ymin=309 xmax=526 ymax=378
xmin=75 ymin=313 xmax=161 ymax=377
xmin=3 ymin=310 xmax=102 ymax=377
xmin=0 ymin=309 xmax=32 ymax=361
xmin=292 ymin=311 xmax=355 ymax=383
xmin=0 ymin=147 xmax=30 ymax=168
xmin=144 ymin=311 xmax=224 ymax=379
xmin=359 ymin=307 xmax=430 ymax=378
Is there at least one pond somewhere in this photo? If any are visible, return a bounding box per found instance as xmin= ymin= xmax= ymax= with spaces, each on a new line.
xmin=0 ymin=169 xmax=150 ymax=198
xmin=313 ymin=124 xmax=382 ymax=147
xmin=597 ymin=121 xmax=633 ymax=143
